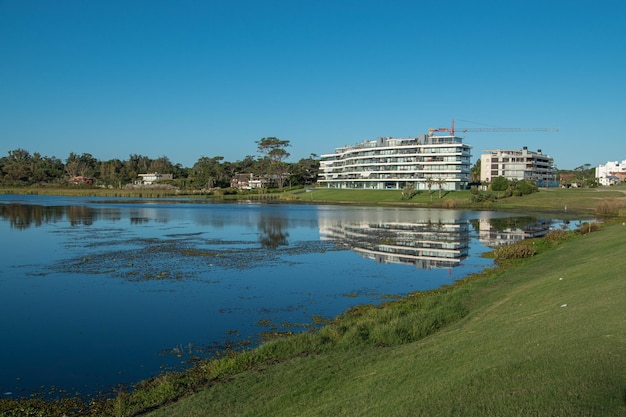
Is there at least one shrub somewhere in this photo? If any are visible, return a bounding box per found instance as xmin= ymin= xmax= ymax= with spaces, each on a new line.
xmin=470 ymin=191 xmax=496 ymax=203
xmin=442 ymin=199 xmax=458 ymax=208
xmin=577 ymin=222 xmax=601 ymax=235
xmin=494 ymin=243 xmax=536 ymax=260
xmin=595 ymin=199 xmax=626 ymax=216
xmin=515 ymin=180 xmax=539 ymax=195
xmin=544 ymin=229 xmax=571 ymax=242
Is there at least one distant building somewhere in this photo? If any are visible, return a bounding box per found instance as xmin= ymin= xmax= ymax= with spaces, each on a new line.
xmin=230 ymin=173 xmax=265 ymax=190
xmin=137 ymin=172 xmax=173 ymax=185
xmin=318 ymin=133 xmax=472 ymax=191
xmin=596 ymin=159 xmax=626 ymax=186
xmin=480 ymin=147 xmax=557 ymax=186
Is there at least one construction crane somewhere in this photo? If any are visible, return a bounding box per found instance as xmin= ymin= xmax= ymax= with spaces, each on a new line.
xmin=428 ymin=119 xmax=559 ymax=136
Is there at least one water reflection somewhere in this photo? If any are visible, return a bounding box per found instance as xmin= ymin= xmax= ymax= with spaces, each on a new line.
xmin=477 ymin=216 xmax=552 ymax=247
xmin=321 ymin=217 xmax=469 ymax=269
xmin=0 ymin=203 xmax=102 ymax=228
xmin=0 ymin=196 xmax=579 ymax=398
xmin=258 ymin=215 xmax=289 ymax=248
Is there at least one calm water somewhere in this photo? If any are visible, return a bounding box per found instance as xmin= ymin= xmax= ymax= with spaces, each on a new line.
xmin=0 ymin=195 xmax=571 ymax=398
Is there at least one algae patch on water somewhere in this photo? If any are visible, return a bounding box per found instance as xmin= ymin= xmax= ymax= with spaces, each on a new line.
xmin=46 ymin=234 xmax=340 ymax=282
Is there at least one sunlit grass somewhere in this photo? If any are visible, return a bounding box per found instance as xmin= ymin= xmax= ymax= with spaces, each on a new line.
xmin=140 ymin=222 xmax=626 ymax=417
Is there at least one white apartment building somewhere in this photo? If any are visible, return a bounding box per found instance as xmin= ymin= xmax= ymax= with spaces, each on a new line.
xmin=596 ymin=159 xmax=626 ymax=185
xmin=318 ymin=133 xmax=471 ymax=191
xmin=480 ymin=147 xmax=557 ymax=186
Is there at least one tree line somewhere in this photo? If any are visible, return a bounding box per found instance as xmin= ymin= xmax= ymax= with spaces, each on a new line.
xmin=0 ymin=138 xmax=319 ymax=190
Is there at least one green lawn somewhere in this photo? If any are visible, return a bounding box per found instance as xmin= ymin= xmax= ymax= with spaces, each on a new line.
xmin=293 ymin=186 xmax=626 ymax=214
xmin=144 ymin=222 xmax=626 ymax=417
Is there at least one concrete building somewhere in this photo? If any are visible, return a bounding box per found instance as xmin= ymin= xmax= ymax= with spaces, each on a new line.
xmin=480 ymin=147 xmax=557 ymax=186
xmin=318 ymin=133 xmax=471 ymax=191
xmin=596 ymin=159 xmax=626 ymax=186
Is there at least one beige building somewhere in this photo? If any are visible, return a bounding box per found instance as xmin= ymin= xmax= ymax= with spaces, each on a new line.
xmin=480 ymin=147 xmax=557 ymax=186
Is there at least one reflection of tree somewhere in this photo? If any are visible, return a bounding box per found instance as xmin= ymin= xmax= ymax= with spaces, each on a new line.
xmin=488 ymin=216 xmax=538 ymax=232
xmin=0 ymin=203 xmax=64 ymax=229
xmin=258 ymin=216 xmax=289 ymax=248
xmin=65 ymin=206 xmax=96 ymax=226
xmin=0 ymin=203 xmax=97 ymax=229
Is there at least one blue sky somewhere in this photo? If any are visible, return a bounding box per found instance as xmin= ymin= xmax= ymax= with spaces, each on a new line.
xmin=1 ymin=0 xmax=625 ymax=170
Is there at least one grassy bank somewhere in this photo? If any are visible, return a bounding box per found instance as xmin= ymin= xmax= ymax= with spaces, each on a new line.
xmin=137 ymin=221 xmax=626 ymax=417
xmin=3 ymin=185 xmax=626 ymax=215
xmin=2 ymin=188 xmax=626 ymax=416
xmin=292 ymin=186 xmax=626 ymax=214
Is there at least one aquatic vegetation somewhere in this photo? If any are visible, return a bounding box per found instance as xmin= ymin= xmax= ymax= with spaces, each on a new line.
xmin=47 ymin=235 xmax=340 ymax=282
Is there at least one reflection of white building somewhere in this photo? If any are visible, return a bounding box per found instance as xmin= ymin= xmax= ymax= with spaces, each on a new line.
xmin=596 ymin=159 xmax=626 ymax=186
xmin=318 ymin=133 xmax=471 ymax=191
xmin=320 ymin=217 xmax=469 ymax=269
xmin=478 ymin=218 xmax=551 ymax=247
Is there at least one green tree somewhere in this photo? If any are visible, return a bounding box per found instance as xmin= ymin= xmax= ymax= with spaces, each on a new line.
xmin=65 ymin=152 xmax=98 ymax=178
xmin=512 ymin=179 xmax=538 ymax=196
xmin=121 ymin=154 xmax=152 ymax=184
xmin=99 ymin=159 xmax=124 ymax=187
xmin=289 ymin=154 xmax=319 ymax=186
xmin=491 ymin=176 xmax=510 ymax=198
xmin=190 ymin=156 xmax=226 ymax=189
xmin=425 ymin=177 xmax=435 ymax=201
xmin=31 ymin=153 xmax=64 ymax=184
xmin=436 ymin=178 xmax=446 ymax=199
xmin=149 ymin=156 xmax=174 ymax=175
xmin=1 ymin=149 xmax=33 ymax=183
xmin=256 ymin=137 xmax=291 ymax=189
xmin=470 ymin=159 xmax=481 ymax=183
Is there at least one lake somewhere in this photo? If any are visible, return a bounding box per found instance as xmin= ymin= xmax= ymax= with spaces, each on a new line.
xmin=0 ymin=194 xmax=572 ymax=398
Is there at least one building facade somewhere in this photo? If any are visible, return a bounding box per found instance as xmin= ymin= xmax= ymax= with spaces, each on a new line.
xmin=318 ymin=133 xmax=471 ymax=191
xmin=480 ymin=147 xmax=557 ymax=186
xmin=137 ymin=172 xmax=173 ymax=185
xmin=596 ymin=159 xmax=626 ymax=186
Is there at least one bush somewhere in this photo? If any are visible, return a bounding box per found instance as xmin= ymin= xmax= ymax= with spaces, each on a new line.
xmin=595 ymin=199 xmax=626 ymax=216
xmin=516 ymin=179 xmax=538 ymax=195
xmin=577 ymin=222 xmax=601 ymax=235
xmin=494 ymin=243 xmax=536 ymax=260
xmin=442 ymin=199 xmax=458 ymax=208
xmin=544 ymin=229 xmax=571 ymax=242
xmin=470 ymin=191 xmax=496 ymax=203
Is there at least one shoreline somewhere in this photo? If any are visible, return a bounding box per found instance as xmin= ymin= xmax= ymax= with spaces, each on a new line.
xmin=1 ymin=189 xmax=625 ymax=415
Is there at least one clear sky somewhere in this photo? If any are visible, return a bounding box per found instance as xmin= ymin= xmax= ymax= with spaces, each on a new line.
xmin=1 ymin=0 xmax=625 ymax=170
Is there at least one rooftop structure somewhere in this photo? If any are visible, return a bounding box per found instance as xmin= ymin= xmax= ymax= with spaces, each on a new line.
xmin=318 ymin=133 xmax=472 ymax=191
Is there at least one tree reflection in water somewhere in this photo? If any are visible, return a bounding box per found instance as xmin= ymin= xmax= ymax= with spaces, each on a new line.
xmin=257 ymin=215 xmax=289 ymax=248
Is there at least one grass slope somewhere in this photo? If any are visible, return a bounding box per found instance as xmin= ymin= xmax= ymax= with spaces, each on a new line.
xmin=147 ymin=223 xmax=626 ymax=417
xmin=295 ymin=186 xmax=626 ymax=214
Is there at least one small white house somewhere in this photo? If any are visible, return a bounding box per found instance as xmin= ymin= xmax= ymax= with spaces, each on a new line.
xmin=137 ymin=172 xmax=173 ymax=185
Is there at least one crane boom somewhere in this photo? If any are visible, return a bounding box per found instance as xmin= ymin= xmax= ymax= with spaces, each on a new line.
xmin=429 ymin=119 xmax=558 ymax=136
